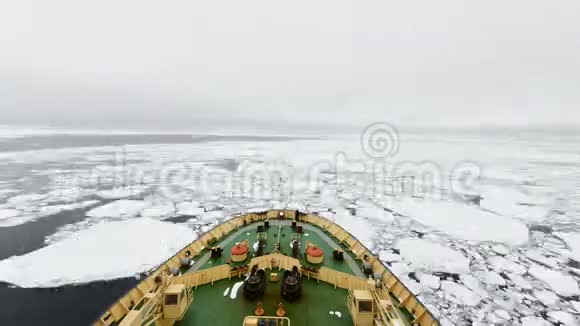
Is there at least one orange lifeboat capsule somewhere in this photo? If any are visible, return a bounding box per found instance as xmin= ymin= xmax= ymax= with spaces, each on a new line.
xmin=305 ymin=246 xmax=324 ymax=264
xmin=231 ymin=243 xmax=249 ymax=262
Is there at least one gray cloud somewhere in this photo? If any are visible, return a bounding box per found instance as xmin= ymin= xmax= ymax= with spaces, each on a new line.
xmin=1 ymin=0 xmax=579 ymax=129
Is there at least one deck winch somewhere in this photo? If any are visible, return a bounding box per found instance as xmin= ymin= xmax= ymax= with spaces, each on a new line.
xmin=256 ymin=239 xmax=266 ymax=257
xmin=243 ymin=265 xmax=267 ymax=299
xmin=281 ymin=266 xmax=302 ymax=301
xmin=291 ymin=240 xmax=300 ymax=258
xmin=332 ymin=249 xmax=344 ymax=261
xmin=210 ymin=246 xmax=223 ymax=258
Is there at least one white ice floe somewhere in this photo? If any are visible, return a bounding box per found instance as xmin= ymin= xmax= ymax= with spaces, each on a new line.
xmin=460 ymin=274 xmax=487 ymax=296
xmin=479 ymin=186 xmax=551 ymax=222
xmin=0 ymin=218 xmax=196 ymax=287
xmin=475 ymin=271 xmax=505 ymax=285
xmin=416 ymin=273 xmax=441 ymax=290
xmin=1 ymin=134 xmax=578 ymax=326
xmin=521 ymin=316 xmax=551 ymax=326
xmin=494 ymin=309 xmax=510 ymax=320
xmin=6 ymin=193 xmax=47 ymax=205
xmin=0 ymin=126 xmax=161 ymax=138
xmin=440 ymin=281 xmax=481 ymax=306
xmin=44 ymin=187 xmax=88 ymax=203
xmin=395 ymin=238 xmax=470 ymax=273
xmin=321 ymin=209 xmax=375 ymax=249
xmin=355 ymin=206 xmax=395 ymax=224
xmin=176 ymin=202 xmax=204 ymax=216
xmin=528 ymin=265 xmax=580 ymax=296
xmin=547 ymin=311 xmax=578 ymax=326
xmin=487 ymin=255 xmax=526 ymax=274
xmin=139 ymin=203 xmax=176 ymax=219
xmin=510 ymin=274 xmax=533 ymax=290
xmin=558 ymin=233 xmax=580 ymax=261
xmin=389 ymin=262 xmax=411 ymax=279
xmin=403 ymin=277 xmax=422 ymax=295
xmin=491 ymin=244 xmax=511 ymax=255
xmin=40 ymin=201 xmax=100 ymax=215
xmin=378 ymin=250 xmax=401 ymax=262
xmin=387 ymin=197 xmax=529 ymax=245
xmin=0 ymin=188 xmax=17 ymax=196
xmin=525 ymin=250 xmax=559 ymax=267
xmin=199 ymin=210 xmax=223 ymax=221
xmin=285 ymin=201 xmax=307 ymax=211
xmin=0 ymin=208 xmax=20 ymax=220
xmin=96 ymin=187 xmax=147 ymax=199
xmin=0 ymin=200 xmax=100 ymax=227
xmin=533 ymin=290 xmax=559 ymax=306
xmin=86 ymin=200 xmax=150 ymax=219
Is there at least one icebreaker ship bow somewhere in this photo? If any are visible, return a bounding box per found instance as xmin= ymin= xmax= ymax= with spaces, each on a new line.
xmin=95 ymin=210 xmax=440 ymax=326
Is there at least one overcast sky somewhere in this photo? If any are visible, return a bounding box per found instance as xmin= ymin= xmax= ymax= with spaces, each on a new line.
xmin=0 ymin=0 xmax=579 ymax=130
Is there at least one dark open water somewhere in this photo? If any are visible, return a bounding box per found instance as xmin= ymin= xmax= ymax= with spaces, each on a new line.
xmin=0 ymin=279 xmax=137 ymax=325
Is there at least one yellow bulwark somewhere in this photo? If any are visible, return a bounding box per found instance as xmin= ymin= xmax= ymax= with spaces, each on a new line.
xmin=170 ymin=254 xmax=300 ymax=288
xmin=247 ymin=253 xmax=301 ymax=272
xmin=316 ymin=267 xmax=369 ymax=290
xmin=94 ymin=210 xmax=440 ymax=326
xmin=171 ymin=265 xmax=232 ymax=288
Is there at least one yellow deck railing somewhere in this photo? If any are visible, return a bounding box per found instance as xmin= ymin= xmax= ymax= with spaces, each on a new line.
xmin=171 ymin=265 xmax=232 ymax=288
xmin=316 ymin=267 xmax=369 ymax=290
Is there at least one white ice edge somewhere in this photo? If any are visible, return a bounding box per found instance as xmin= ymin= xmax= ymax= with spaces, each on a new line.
xmin=395 ymin=238 xmax=470 ymax=274
xmin=0 ymin=218 xmax=197 ymax=288
xmin=385 ymin=197 xmax=529 ymax=245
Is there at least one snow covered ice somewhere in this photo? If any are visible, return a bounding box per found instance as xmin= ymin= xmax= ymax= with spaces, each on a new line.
xmin=528 ymin=265 xmax=580 ymax=297
xmin=387 ymin=197 xmax=529 ymax=245
xmin=0 ymin=218 xmax=196 ymax=287
xmin=0 ymin=200 xmax=99 ymax=227
xmin=86 ymin=200 xmax=150 ymax=219
xmin=0 ymin=130 xmax=578 ymax=325
xmin=395 ymin=238 xmax=470 ymax=274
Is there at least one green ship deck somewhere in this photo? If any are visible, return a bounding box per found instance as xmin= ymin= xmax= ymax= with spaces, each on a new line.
xmin=94 ymin=210 xmax=441 ymax=326
xmin=187 ymin=220 xmax=364 ymax=276
xmin=179 ymin=278 xmax=353 ymax=325
xmin=178 ymin=220 xmax=362 ymax=326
